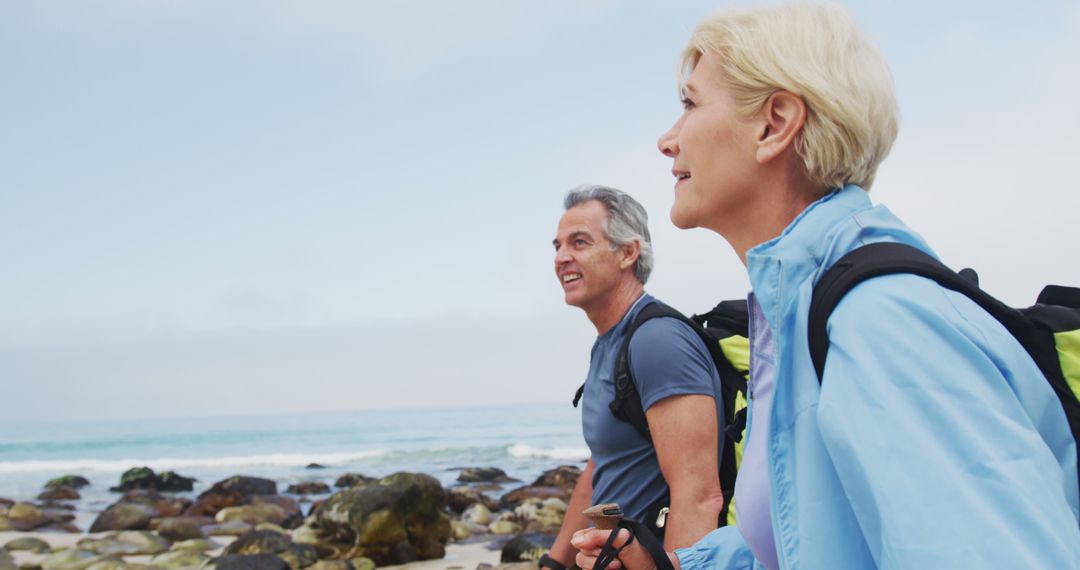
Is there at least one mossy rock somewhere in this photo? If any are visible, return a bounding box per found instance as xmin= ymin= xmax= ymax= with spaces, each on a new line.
xmin=312 ymin=472 xmax=449 ymax=565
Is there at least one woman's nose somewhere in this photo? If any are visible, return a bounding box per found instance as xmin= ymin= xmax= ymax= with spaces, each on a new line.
xmin=657 ymin=123 xmax=679 ymax=157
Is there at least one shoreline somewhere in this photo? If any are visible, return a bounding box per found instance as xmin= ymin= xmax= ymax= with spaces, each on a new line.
xmin=0 ymin=530 xmax=504 ymax=569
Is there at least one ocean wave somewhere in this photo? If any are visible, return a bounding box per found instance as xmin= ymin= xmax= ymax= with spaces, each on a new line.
xmin=507 ymin=442 xmax=588 ymax=461
xmin=0 ymin=450 xmax=388 ymax=474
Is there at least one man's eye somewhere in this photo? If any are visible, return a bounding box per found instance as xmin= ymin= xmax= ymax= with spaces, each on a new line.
xmin=574 ymin=239 xmax=588 ymax=246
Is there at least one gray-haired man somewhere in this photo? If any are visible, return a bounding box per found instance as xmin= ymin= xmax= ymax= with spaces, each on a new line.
xmin=541 ymin=186 xmax=725 ymax=570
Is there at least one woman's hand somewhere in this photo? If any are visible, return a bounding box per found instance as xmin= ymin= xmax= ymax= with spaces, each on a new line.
xmin=572 ymin=527 xmax=676 ymax=570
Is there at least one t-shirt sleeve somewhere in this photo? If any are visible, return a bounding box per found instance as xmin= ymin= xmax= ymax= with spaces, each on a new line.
xmin=628 ymin=317 xmax=719 ymax=411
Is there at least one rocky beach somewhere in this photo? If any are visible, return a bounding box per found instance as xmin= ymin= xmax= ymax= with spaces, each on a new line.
xmin=0 ymin=463 xmax=582 ymax=569
xmin=0 ymin=405 xmax=589 ymax=570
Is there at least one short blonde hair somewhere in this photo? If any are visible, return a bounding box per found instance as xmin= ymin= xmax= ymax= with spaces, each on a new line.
xmin=681 ymin=3 xmax=899 ymax=190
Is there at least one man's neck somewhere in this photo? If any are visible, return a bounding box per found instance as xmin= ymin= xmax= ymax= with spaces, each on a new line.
xmin=586 ymin=281 xmax=645 ymax=336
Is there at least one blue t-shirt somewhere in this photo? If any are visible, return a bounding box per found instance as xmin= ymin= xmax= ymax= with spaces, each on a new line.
xmin=581 ymin=293 xmax=725 ymax=521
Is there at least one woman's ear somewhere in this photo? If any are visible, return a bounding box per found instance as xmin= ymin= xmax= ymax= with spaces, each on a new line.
xmin=755 ymin=91 xmax=807 ymax=164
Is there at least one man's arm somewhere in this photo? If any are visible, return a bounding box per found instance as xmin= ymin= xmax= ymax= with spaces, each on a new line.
xmin=545 ymin=459 xmax=596 ymax=570
xmin=646 ymin=394 xmax=725 ymax=550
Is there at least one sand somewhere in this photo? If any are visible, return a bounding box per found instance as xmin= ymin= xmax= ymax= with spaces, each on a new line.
xmin=0 ymin=530 xmax=503 ymax=569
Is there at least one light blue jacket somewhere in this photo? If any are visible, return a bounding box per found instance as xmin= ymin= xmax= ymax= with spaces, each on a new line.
xmin=676 ymin=186 xmax=1080 ymax=569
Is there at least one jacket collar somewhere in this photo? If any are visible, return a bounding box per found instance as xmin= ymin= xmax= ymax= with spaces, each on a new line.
xmin=744 ymin=185 xmax=873 ymax=330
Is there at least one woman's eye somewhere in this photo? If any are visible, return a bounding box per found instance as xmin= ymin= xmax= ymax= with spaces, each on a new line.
xmin=680 ymin=97 xmax=695 ymax=110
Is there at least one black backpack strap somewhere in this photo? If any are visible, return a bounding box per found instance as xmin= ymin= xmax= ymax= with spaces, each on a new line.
xmin=612 ymin=301 xmax=746 ymax=527
xmin=808 ymin=242 xmax=1030 ymax=382
xmin=610 ymin=302 xmax=685 ymax=441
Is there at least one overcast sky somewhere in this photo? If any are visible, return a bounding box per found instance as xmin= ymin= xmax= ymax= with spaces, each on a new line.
xmin=2 ymin=0 xmax=1077 ymax=423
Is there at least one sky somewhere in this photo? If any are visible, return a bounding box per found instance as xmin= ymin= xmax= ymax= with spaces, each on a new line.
xmin=1 ymin=0 xmax=1078 ymax=423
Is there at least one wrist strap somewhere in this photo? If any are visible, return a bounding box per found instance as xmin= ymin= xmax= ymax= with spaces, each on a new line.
xmin=539 ymin=553 xmax=568 ymax=570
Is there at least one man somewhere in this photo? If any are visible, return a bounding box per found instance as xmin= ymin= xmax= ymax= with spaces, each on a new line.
xmin=541 ymin=185 xmax=726 ymax=570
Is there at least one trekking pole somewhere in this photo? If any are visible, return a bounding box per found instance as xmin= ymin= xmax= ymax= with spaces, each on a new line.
xmin=583 ymin=503 xmax=624 ymax=530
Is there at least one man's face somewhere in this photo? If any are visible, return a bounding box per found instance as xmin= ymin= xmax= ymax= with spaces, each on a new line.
xmin=553 ymin=201 xmax=628 ymax=312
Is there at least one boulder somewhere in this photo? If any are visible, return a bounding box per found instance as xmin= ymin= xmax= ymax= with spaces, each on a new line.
xmin=186 ymin=476 xmax=278 ymax=518
xmin=206 ymin=554 xmax=291 ymax=570
xmin=109 ymin=467 xmax=196 ymax=493
xmin=39 ymin=548 xmax=111 ymax=570
xmin=447 ymin=486 xmax=498 ymax=514
xmin=286 ymin=482 xmax=331 ymax=495
xmin=77 ymin=531 xmax=170 ymax=556
xmin=307 ymin=561 xmax=354 ymax=570
xmin=488 ymin=520 xmax=521 ymax=535
xmin=456 ymin=467 xmax=518 ymax=484
xmin=123 ymin=490 xmax=191 ymax=518
xmin=310 ymin=472 xmax=450 ymax=565
xmin=215 ymin=503 xmax=287 ymax=526
xmin=45 ymin=475 xmax=91 ymax=489
xmin=158 ymin=471 xmax=197 ymax=491
xmin=4 ymin=536 xmax=52 ymax=553
xmin=170 ymin=538 xmax=222 ymax=552
xmin=500 ymin=533 xmax=555 ymax=563
xmin=6 ymin=502 xmax=49 ymax=531
xmin=154 ymin=516 xmax=209 ymax=541
xmin=223 ymin=529 xmax=319 ymax=568
xmin=151 ymin=549 xmax=211 ymax=569
xmin=38 ymin=486 xmax=80 ymax=501
xmin=515 ymin=498 xmax=567 ymax=533
xmin=84 ymin=561 xmax=129 ymax=570
xmin=530 ymin=465 xmax=581 ymax=490
xmin=206 ymin=476 xmax=277 ymax=498
xmin=0 ymin=551 xmax=13 ymax=570
xmin=89 ymin=503 xmax=155 ymax=532
xmin=333 ymin=473 xmax=375 ymax=488
xmin=306 ymin=463 xmax=326 ymax=470
xmin=204 ymin=521 xmax=254 ymax=536
xmin=498 ymin=486 xmax=569 ymax=509
xmin=462 ymin=503 xmax=492 ymax=526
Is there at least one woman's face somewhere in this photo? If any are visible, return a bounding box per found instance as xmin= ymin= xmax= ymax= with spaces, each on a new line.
xmin=657 ymin=52 xmax=761 ymax=233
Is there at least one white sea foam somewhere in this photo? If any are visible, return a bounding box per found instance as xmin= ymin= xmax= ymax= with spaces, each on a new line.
xmin=0 ymin=450 xmax=388 ymax=474
xmin=507 ymin=442 xmax=588 ymax=461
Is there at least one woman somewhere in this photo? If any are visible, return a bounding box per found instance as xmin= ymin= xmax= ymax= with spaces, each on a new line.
xmin=571 ymin=3 xmax=1080 ymax=569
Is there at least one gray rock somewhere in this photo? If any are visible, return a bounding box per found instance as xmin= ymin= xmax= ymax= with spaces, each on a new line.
xmin=498 ymin=486 xmax=569 ymax=510
xmin=205 ymin=554 xmax=290 ymax=570
xmin=307 ymin=561 xmax=354 ymax=570
xmin=223 ymin=530 xmax=291 ymax=556
xmin=76 ymin=531 xmax=170 ymax=556
xmin=285 ymin=482 xmax=331 ymax=495
xmin=500 ymin=533 xmax=555 ymax=563
xmin=456 ymin=467 xmax=518 ymax=484
xmin=154 ymin=516 xmax=208 ymax=541
xmin=45 ymin=475 xmax=91 ymax=489
xmin=310 ymin=472 xmax=450 ymax=565
xmin=39 ymin=548 xmax=112 ymax=570
xmin=89 ymin=503 xmax=155 ymax=532
xmin=530 ymin=465 xmax=581 ymax=490
xmin=4 ymin=536 xmax=52 ymax=553
xmin=205 ymin=476 xmax=277 ymax=498
xmin=150 ymin=549 xmax=211 ymax=569
xmin=447 ymin=486 xmax=498 ymax=514
xmin=203 ymin=520 xmax=253 ymax=537
xmin=333 ymin=473 xmax=375 ymax=488
xmin=5 ymin=503 xmax=49 ymax=531
xmin=215 ymin=503 xmax=287 ymax=527
xmin=170 ymin=538 xmax=222 ymax=552
xmin=38 ymin=486 xmax=81 ymax=501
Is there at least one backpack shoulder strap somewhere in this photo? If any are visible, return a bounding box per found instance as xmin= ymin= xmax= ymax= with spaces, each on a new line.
xmin=808 ymin=242 xmax=1027 ymax=382
xmin=610 ymin=301 xmax=686 ymax=440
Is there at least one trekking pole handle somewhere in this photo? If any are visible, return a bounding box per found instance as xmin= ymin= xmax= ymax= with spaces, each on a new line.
xmin=583 ymin=503 xmax=624 ymax=530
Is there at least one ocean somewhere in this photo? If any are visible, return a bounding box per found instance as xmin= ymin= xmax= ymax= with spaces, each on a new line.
xmin=0 ymin=403 xmax=588 ymax=530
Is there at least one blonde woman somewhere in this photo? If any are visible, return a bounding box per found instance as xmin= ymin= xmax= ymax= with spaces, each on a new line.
xmin=572 ymin=3 xmax=1079 ymax=569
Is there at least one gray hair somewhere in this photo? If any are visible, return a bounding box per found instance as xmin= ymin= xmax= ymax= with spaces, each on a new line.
xmin=563 ymin=185 xmax=654 ymax=284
